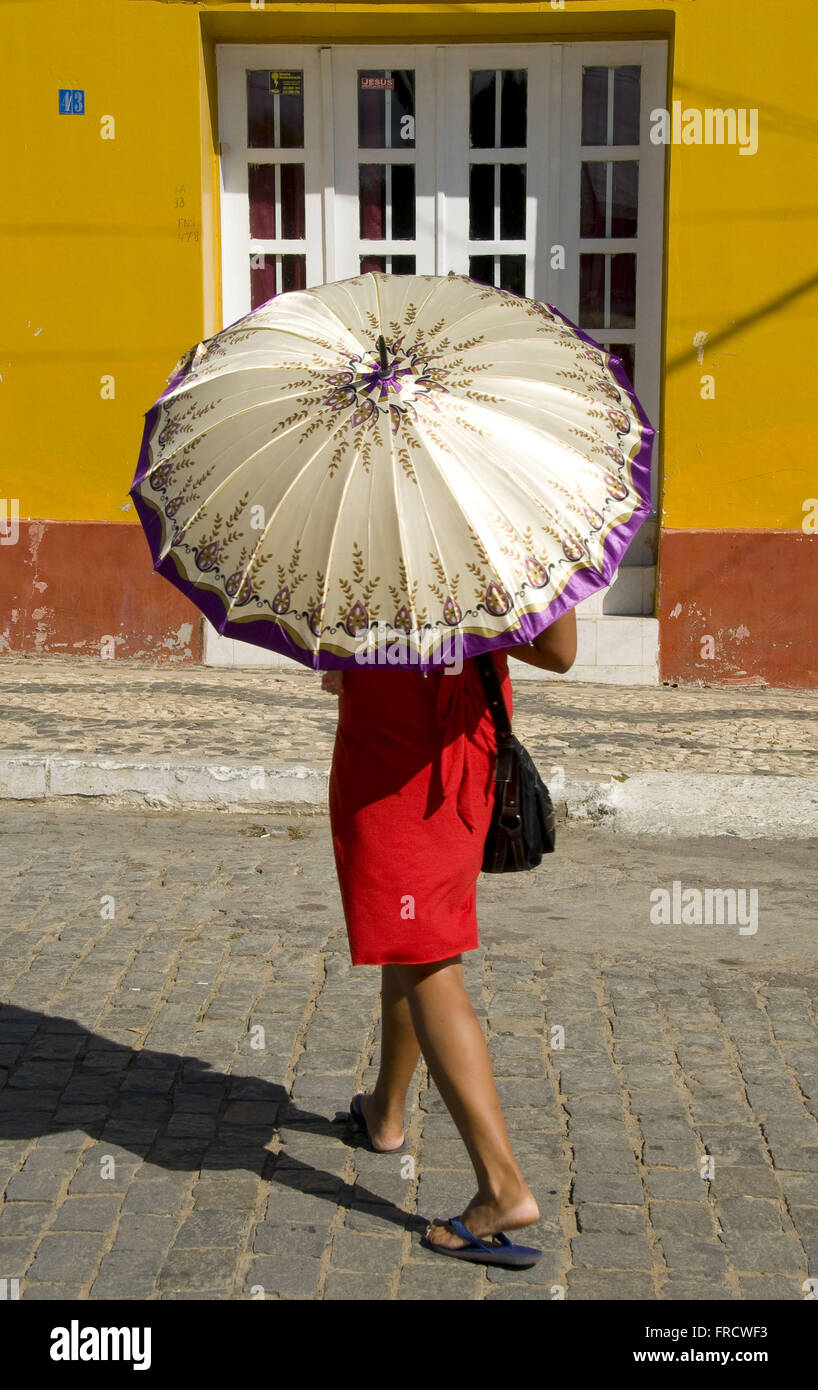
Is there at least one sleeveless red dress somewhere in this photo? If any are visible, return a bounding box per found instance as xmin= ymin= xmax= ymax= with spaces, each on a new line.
xmin=329 ymin=650 xmax=513 ymax=966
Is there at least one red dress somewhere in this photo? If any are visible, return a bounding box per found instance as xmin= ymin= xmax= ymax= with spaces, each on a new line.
xmin=329 ymin=650 xmax=513 ymax=966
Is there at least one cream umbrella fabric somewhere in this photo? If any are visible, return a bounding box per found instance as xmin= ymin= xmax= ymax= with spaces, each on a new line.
xmin=131 ymin=272 xmax=654 ymax=668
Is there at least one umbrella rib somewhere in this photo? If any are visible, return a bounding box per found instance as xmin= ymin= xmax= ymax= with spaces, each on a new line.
xmin=154 ymin=404 xmax=328 ymax=541
xmin=409 ymin=407 xmax=581 ymax=598
xmin=388 ymin=278 xmax=441 ymax=340
xmin=206 ymin=417 xmax=357 ymax=626
xmin=416 ymin=290 xmax=517 ymax=346
xmin=314 ymin=273 xmax=436 ymax=350
xmin=296 ymin=283 xmax=377 ymax=345
xmin=151 ymin=385 xmax=331 ymax=470
xmin=439 ymin=383 xmax=624 ymax=472
xmin=385 ymin=417 xmax=419 ymax=637
xmin=434 ymin=397 xmax=604 ymax=543
xmin=317 ymin=431 xmax=367 ymax=658
xmin=397 ymin=422 xmax=485 ymax=635
xmin=160 ymin=407 xmax=350 ymax=579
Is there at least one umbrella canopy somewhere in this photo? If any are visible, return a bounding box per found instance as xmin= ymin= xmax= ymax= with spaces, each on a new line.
xmin=130 ymin=272 xmax=654 ymax=669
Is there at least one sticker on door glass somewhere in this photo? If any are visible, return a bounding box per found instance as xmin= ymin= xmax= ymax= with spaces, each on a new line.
xmin=269 ymin=71 xmax=302 ymax=96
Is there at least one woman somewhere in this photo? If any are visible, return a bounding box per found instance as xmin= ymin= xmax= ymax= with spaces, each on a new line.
xmin=322 ymin=609 xmax=578 ymax=1265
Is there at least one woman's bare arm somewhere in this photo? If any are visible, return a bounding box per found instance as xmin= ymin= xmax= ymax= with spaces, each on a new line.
xmin=508 ymin=608 xmax=578 ymax=674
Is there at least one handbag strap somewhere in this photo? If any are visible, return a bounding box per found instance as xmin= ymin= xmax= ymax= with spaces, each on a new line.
xmin=474 ymin=653 xmax=512 ymax=737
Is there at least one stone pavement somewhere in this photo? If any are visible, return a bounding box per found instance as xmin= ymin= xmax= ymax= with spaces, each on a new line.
xmin=2 ymin=656 xmax=818 ymax=836
xmin=0 ymin=804 xmax=816 ymax=1301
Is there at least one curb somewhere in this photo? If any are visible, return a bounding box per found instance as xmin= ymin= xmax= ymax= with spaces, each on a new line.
xmin=1 ymin=757 xmax=817 ymax=838
xmin=0 ymin=756 xmax=328 ymax=812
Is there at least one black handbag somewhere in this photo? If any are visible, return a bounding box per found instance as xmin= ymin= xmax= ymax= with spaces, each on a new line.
xmin=474 ymin=653 xmax=556 ymax=873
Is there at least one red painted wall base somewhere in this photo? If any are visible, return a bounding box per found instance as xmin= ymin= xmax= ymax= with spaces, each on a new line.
xmin=0 ymin=521 xmax=203 ymax=662
xmin=2 ymin=522 xmax=815 ymax=686
xmin=658 ymin=529 xmax=817 ymax=688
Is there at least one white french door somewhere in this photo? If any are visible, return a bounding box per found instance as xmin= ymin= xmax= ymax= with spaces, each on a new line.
xmin=330 ymin=49 xmax=438 ymax=280
xmin=214 ymin=41 xmax=667 ymax=662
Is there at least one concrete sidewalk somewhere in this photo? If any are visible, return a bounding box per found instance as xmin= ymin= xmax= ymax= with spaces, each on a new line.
xmin=1 ymin=656 xmax=817 ymax=837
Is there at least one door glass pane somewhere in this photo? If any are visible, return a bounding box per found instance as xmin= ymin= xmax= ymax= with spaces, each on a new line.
xmin=248 ymin=71 xmax=275 ymax=147
xmin=359 ymin=73 xmax=385 ymax=147
xmin=469 ymin=254 xmax=494 ymax=286
xmin=391 ymin=164 xmax=416 ymax=239
xmin=468 ymin=255 xmax=526 ymax=294
xmin=359 ymin=164 xmax=415 ymax=239
xmin=471 ymin=69 xmax=528 ymax=148
xmin=581 ymin=161 xmax=638 ymax=237
xmin=359 ymin=164 xmax=386 ymax=238
xmin=580 ymin=162 xmax=605 ymax=238
xmin=579 ymin=253 xmax=637 ymax=328
xmin=500 ymin=69 xmax=527 ymax=147
xmin=470 ymin=71 xmax=496 ymax=148
xmin=613 ymin=66 xmax=641 ymax=145
xmin=582 ymin=65 xmax=641 ymax=145
xmin=247 ymin=70 xmax=304 ymax=149
xmin=581 ymin=66 xmax=608 ymax=145
xmin=469 ymin=165 xmax=494 ymax=239
xmin=579 ymin=253 xmax=605 ymax=327
xmin=610 ymin=253 xmax=636 ymax=326
xmin=281 ymin=163 xmax=306 ymax=239
xmin=390 ymin=70 xmax=416 ymax=147
xmin=500 ymin=255 xmax=526 ymax=295
xmin=611 ymin=161 xmax=638 ymax=237
xmin=250 ymin=254 xmax=306 ymax=309
xmin=608 ymin=342 xmax=636 ymax=387
xmin=281 ymin=254 xmax=306 ymax=292
xmin=358 ymin=71 xmax=416 ymax=148
xmin=499 ymin=164 xmax=526 ymax=239
xmin=360 ymin=254 xmax=417 ymax=273
xmin=279 ymin=88 xmax=305 ymax=148
xmin=250 ymin=255 xmax=276 ymax=309
xmin=248 ymin=164 xmax=276 ymax=239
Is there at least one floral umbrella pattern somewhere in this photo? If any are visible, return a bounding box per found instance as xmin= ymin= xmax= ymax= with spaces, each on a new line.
xmin=130 ymin=272 xmax=654 ymax=669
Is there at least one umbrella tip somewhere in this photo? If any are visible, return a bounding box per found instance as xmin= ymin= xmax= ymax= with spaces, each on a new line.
xmin=376 ymin=334 xmax=388 ymax=374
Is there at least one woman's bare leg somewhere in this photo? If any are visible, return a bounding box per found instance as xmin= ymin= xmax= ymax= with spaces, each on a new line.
xmin=396 ymin=955 xmax=539 ymax=1248
xmin=358 ymin=963 xmax=422 ymax=1151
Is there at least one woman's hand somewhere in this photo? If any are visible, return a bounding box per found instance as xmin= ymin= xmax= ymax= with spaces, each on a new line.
xmin=508 ymin=608 xmax=578 ymax=674
xmin=321 ymin=670 xmax=344 ymax=695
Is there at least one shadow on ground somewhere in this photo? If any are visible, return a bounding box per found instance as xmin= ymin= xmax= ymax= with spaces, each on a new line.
xmin=0 ymin=1002 xmax=423 ymax=1233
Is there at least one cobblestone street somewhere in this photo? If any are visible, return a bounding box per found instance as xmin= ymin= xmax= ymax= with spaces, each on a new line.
xmin=2 ymin=656 xmax=817 ymax=780
xmin=0 ymin=805 xmax=816 ymax=1301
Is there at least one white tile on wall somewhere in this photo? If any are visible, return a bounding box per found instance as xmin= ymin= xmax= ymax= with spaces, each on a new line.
xmin=203 ymin=615 xmax=659 ymax=683
xmin=596 ymin=616 xmax=645 ymax=667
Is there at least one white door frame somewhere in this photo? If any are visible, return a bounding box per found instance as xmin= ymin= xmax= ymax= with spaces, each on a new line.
xmin=558 ymin=40 xmax=666 ymax=519
xmin=216 ymin=45 xmax=326 ymax=326
xmin=440 ymin=45 xmax=556 ymax=300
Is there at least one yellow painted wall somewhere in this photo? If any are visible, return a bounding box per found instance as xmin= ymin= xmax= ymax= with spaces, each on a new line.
xmin=3 ymin=1 xmax=816 ymax=531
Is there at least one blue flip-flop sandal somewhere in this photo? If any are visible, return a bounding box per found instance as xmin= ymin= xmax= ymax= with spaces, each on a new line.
xmin=421 ymin=1216 xmax=542 ymax=1269
xmin=349 ymin=1091 xmax=406 ymax=1153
